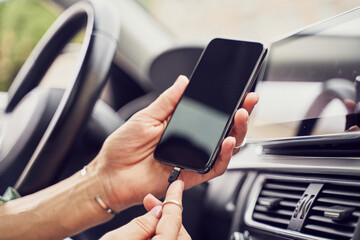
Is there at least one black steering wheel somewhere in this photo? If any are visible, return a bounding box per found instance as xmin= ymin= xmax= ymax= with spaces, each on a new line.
xmin=296 ymin=78 xmax=355 ymax=136
xmin=0 ymin=1 xmax=120 ymax=195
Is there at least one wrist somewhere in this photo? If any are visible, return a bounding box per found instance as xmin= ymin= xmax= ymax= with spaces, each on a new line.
xmin=80 ymin=164 xmax=118 ymax=216
xmin=86 ymin=158 xmax=129 ymax=213
xmin=0 ymin=164 xmax=116 ymax=239
xmin=62 ymin=165 xmax=115 ymax=227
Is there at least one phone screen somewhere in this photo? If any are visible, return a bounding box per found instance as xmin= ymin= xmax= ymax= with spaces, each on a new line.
xmin=154 ymin=38 xmax=265 ymax=173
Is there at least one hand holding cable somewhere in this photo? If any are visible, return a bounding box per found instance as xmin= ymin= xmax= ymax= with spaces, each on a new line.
xmin=100 ymin=180 xmax=190 ymax=240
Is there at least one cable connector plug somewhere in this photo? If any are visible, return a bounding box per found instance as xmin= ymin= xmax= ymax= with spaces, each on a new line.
xmin=166 ymin=167 xmax=181 ymax=192
xmin=168 ymin=167 xmax=181 ymax=184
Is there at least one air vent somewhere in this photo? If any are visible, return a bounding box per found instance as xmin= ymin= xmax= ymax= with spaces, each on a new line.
xmin=246 ymin=175 xmax=360 ymax=240
xmin=252 ymin=178 xmax=308 ymax=229
xmin=303 ymin=183 xmax=360 ymax=240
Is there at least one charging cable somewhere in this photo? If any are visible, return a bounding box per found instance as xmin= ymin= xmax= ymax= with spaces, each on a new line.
xmin=166 ymin=167 xmax=181 ymax=192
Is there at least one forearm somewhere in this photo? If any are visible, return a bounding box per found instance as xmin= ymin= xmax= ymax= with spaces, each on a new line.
xmin=0 ymin=164 xmax=113 ymax=240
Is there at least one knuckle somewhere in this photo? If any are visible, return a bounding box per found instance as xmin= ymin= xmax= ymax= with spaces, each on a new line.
xmin=174 ymin=215 xmax=182 ymax=228
xmin=162 ymin=213 xmax=183 ymax=229
xmin=214 ymin=164 xmax=227 ymax=176
xmin=214 ymin=159 xmax=226 ymax=176
xmin=218 ymin=167 xmax=227 ymax=176
xmin=131 ymin=216 xmax=154 ymax=236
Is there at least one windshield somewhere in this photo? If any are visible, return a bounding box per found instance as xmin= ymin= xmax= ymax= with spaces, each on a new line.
xmin=136 ymin=0 xmax=360 ymax=44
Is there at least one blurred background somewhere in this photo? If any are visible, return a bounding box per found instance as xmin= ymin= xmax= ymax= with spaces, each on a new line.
xmin=0 ymin=0 xmax=359 ymax=92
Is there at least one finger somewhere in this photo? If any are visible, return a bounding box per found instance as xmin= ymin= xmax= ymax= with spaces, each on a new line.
xmin=182 ymin=136 xmax=235 ymax=184
xmin=144 ymin=75 xmax=189 ymax=121
xmin=208 ymin=136 xmax=235 ymax=178
xmin=153 ymin=180 xmax=184 ymax=240
xmin=241 ymin=92 xmax=259 ymax=115
xmin=344 ymin=99 xmax=356 ymax=114
xmin=228 ymin=108 xmax=248 ymax=151
xmin=143 ymin=193 xmax=162 ymax=212
xmin=100 ymin=205 xmax=162 ymax=240
xmin=178 ymin=225 xmax=192 ymax=240
xmin=176 ymin=136 xmax=236 ymax=190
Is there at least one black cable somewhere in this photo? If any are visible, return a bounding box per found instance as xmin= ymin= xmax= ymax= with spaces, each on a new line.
xmin=166 ymin=167 xmax=181 ymax=192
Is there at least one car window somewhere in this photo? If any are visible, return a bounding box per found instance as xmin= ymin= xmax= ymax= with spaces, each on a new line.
xmin=0 ymin=0 xmax=60 ymax=92
xmin=136 ymin=0 xmax=360 ymax=44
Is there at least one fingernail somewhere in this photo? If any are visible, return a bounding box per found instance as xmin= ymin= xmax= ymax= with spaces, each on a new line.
xmin=248 ymin=91 xmax=258 ymax=97
xmin=229 ymin=136 xmax=236 ymax=145
xmin=174 ymin=75 xmax=188 ymax=85
xmin=149 ymin=205 xmax=162 ymax=219
xmin=240 ymin=108 xmax=249 ymax=122
xmin=174 ymin=75 xmax=183 ymax=83
xmin=178 ymin=74 xmax=186 ymax=79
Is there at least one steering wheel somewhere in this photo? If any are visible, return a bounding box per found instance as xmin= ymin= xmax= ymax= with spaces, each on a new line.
xmin=296 ymin=78 xmax=355 ymax=136
xmin=0 ymin=1 xmax=120 ymax=195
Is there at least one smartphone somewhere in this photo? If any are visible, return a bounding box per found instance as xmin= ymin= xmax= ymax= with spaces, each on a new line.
xmin=154 ymin=38 xmax=267 ymax=173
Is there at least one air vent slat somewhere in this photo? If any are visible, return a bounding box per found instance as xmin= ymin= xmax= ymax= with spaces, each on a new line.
xmin=353 ymin=211 xmax=360 ymax=217
xmin=264 ymin=183 xmax=307 ymax=192
xmin=257 ymin=197 xmax=297 ymax=209
xmin=308 ymin=215 xmax=358 ymax=228
xmin=316 ymin=197 xmax=360 ymax=208
xmin=261 ymin=190 xmax=302 ymax=200
xmin=304 ymin=224 xmax=353 ymax=239
xmin=312 ymin=206 xmax=360 ymax=218
xmin=279 ymin=200 xmax=297 ymax=208
xmin=322 ymin=189 xmax=360 ymax=198
xmin=255 ymin=205 xmax=294 ymax=217
xmin=253 ymin=212 xmax=290 ymax=226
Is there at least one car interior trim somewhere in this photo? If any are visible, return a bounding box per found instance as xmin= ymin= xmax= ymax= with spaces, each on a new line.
xmin=229 ymin=145 xmax=360 ymax=175
xmin=244 ymin=174 xmax=359 ymax=240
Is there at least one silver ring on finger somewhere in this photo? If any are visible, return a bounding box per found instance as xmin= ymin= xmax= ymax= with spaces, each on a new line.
xmin=162 ymin=199 xmax=183 ymax=212
xmin=233 ymin=145 xmax=242 ymax=150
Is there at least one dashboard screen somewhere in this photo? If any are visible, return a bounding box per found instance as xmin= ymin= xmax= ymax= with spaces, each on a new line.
xmin=248 ymin=8 xmax=360 ymax=141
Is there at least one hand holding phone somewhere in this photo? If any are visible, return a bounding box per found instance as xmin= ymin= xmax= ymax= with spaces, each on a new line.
xmin=155 ymin=38 xmax=266 ymax=173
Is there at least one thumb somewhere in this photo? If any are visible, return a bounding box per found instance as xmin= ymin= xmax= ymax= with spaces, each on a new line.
xmin=100 ymin=205 xmax=162 ymax=240
xmin=144 ymin=75 xmax=189 ymax=121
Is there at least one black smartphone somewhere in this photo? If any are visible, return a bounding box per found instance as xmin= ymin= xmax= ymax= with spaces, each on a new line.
xmin=154 ymin=38 xmax=267 ymax=173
